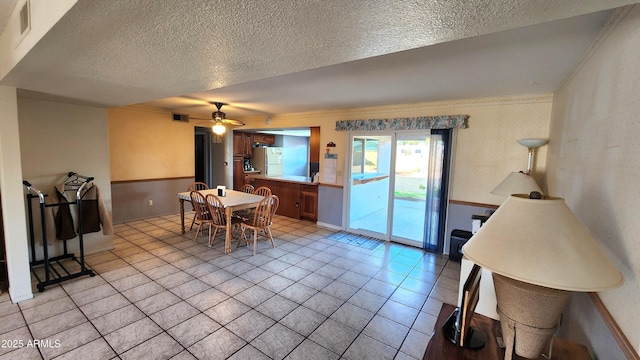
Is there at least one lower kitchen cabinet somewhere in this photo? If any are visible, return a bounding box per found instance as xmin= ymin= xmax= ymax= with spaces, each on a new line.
xmin=232 ymin=156 xmax=244 ymax=191
xmin=252 ymin=178 xmax=318 ymax=220
xmin=300 ymin=185 xmax=318 ymax=221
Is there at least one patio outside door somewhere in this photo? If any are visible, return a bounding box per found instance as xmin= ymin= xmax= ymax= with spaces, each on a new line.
xmin=391 ymin=134 xmax=431 ymax=247
xmin=347 ymin=135 xmax=392 ymax=237
xmin=347 ymin=131 xmax=448 ymax=250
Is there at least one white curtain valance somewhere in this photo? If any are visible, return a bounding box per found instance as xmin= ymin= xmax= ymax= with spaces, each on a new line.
xmin=335 ymin=115 xmax=468 ymax=131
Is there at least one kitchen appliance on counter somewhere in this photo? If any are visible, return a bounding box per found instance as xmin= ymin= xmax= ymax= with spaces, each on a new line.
xmin=243 ymin=158 xmax=254 ymax=171
xmin=252 ymin=147 xmax=284 ymax=176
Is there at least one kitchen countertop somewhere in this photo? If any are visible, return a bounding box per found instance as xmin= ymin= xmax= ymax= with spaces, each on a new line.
xmin=250 ymin=174 xmax=318 ymax=185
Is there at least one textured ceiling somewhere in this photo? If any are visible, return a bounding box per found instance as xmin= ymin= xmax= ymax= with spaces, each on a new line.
xmin=1 ymin=0 xmax=638 ymax=119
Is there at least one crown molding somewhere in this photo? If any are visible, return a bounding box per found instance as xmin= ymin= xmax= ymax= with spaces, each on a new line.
xmin=238 ymin=94 xmax=553 ymax=124
xmin=555 ymin=5 xmax=635 ymax=95
xmin=120 ymin=93 xmax=553 ymax=125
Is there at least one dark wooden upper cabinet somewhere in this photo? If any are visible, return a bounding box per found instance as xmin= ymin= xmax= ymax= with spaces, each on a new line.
xmin=253 ymin=133 xmax=275 ymax=145
xmin=309 ymin=126 xmax=320 ymax=163
xmin=232 ymin=132 xmax=244 ymax=157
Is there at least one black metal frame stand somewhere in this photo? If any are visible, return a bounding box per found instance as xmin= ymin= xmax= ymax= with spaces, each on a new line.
xmin=24 ymin=174 xmax=95 ymax=292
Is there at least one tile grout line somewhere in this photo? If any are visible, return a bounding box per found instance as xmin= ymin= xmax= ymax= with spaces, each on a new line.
xmin=17 ymin=213 xmax=456 ymax=360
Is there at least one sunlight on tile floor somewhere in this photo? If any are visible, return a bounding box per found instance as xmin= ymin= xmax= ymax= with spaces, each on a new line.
xmin=0 ymin=213 xmax=460 ymax=359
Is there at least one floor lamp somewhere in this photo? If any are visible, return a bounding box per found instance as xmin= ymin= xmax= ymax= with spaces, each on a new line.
xmin=492 ymin=139 xmax=548 ymax=197
xmin=462 ymin=193 xmax=623 ymax=359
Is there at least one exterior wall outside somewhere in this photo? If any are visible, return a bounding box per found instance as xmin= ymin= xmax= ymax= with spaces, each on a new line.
xmin=17 ymin=96 xmax=114 ymax=260
xmin=546 ymin=5 xmax=640 ymax=358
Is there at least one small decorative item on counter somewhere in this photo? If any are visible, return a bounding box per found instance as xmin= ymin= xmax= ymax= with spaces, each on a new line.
xmin=326 ymin=141 xmax=336 ymax=154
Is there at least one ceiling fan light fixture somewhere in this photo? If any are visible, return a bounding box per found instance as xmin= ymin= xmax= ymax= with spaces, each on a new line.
xmin=212 ymin=110 xmax=225 ymax=121
xmin=212 ymin=120 xmax=226 ymax=135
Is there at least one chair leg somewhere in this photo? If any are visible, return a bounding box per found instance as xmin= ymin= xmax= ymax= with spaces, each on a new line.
xmin=237 ymin=227 xmax=244 ymax=248
xmin=209 ymin=227 xmax=219 ymax=247
xmin=266 ymin=227 xmax=275 ymax=248
xmin=193 ymin=222 xmax=203 ymax=242
xmin=241 ymin=226 xmax=249 ymax=247
xmin=207 ymin=223 xmax=213 ymax=247
xmin=252 ymin=229 xmax=258 ymax=256
xmin=189 ymin=213 xmax=197 ymax=231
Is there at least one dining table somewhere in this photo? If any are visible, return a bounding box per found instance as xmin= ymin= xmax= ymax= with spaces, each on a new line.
xmin=177 ymin=189 xmax=264 ymax=254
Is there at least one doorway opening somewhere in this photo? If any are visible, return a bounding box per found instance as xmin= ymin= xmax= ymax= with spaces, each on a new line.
xmin=346 ymin=130 xmax=451 ymax=252
xmin=194 ymin=127 xmax=226 ymax=187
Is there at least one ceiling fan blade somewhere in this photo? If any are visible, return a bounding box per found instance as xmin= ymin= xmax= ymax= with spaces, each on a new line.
xmin=222 ymin=119 xmax=245 ymax=126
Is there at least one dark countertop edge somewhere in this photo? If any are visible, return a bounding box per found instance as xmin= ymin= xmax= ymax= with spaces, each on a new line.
xmin=250 ymin=175 xmax=319 ymax=185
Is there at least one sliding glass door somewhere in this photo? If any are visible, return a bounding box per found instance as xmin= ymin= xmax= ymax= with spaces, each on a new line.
xmin=391 ymin=134 xmax=431 ymax=247
xmin=347 ymin=135 xmax=392 ymax=236
xmin=347 ymin=130 xmax=450 ymax=251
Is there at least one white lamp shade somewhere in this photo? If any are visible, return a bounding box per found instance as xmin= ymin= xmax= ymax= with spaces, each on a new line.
xmin=517 ymin=138 xmax=548 ymax=148
xmin=491 ymin=172 xmax=542 ymax=196
xmin=212 ymin=122 xmax=226 ymax=135
xmin=462 ymin=194 xmax=623 ymax=292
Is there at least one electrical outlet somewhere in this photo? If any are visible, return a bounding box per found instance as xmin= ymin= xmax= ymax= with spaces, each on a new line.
xmin=148 ymin=199 xmax=153 ymax=206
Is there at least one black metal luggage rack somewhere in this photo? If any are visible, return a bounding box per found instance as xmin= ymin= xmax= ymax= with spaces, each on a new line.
xmin=23 ymin=172 xmax=96 ymax=292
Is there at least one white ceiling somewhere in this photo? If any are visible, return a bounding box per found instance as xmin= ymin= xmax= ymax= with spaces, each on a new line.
xmin=1 ymin=0 xmax=637 ymax=119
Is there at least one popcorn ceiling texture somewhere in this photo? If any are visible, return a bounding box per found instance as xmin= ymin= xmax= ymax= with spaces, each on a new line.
xmin=547 ymin=5 xmax=640 ymax=357
xmin=2 ymin=0 xmax=636 ymax=110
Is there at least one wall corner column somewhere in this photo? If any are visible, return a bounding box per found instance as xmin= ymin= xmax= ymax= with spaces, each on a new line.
xmin=0 ymin=86 xmax=33 ymax=302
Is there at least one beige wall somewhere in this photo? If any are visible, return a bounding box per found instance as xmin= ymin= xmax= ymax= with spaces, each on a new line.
xmin=547 ymin=5 xmax=640 ymax=356
xmin=238 ymin=95 xmax=551 ymax=206
xmin=108 ymin=106 xmax=195 ymax=181
xmin=18 ymin=96 xmax=114 ymax=257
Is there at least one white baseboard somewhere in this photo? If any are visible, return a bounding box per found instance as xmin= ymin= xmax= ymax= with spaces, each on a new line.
xmin=316 ymin=222 xmax=342 ymax=231
xmin=9 ymin=289 xmax=34 ymax=303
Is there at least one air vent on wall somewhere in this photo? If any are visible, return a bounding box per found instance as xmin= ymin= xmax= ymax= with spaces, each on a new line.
xmin=19 ymin=0 xmax=29 ymax=35
xmin=172 ymin=113 xmax=189 ymax=122
xmin=13 ymin=0 xmax=31 ymax=47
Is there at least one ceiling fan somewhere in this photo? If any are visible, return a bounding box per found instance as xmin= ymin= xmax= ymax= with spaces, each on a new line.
xmin=192 ymin=102 xmax=246 ymax=135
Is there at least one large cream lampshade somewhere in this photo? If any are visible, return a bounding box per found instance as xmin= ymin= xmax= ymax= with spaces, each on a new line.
xmin=462 ymin=193 xmax=623 ymax=359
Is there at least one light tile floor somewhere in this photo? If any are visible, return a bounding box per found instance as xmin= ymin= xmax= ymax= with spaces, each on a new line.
xmin=0 ymin=213 xmax=460 ymax=360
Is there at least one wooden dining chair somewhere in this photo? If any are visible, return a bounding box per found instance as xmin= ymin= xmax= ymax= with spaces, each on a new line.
xmin=241 ymin=184 xmax=255 ymax=193
xmin=189 ymin=191 xmax=212 ymax=243
xmin=234 ymin=184 xmax=267 ymax=221
xmin=253 ymin=186 xmax=272 ymax=197
xmin=265 ymin=195 xmax=279 ymax=240
xmin=238 ymin=195 xmax=276 ymax=255
xmin=205 ymin=194 xmax=241 ymax=247
xmin=187 ymin=182 xmax=209 ymax=230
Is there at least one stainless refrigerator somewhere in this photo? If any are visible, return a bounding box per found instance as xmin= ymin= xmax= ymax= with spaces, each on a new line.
xmin=252 ymin=147 xmax=284 ymax=176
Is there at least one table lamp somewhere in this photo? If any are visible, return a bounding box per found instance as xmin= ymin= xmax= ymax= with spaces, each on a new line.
xmin=491 ymin=171 xmax=541 ymax=196
xmin=462 ymin=192 xmax=623 ymax=360
xmin=492 ymin=138 xmax=548 ymax=197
